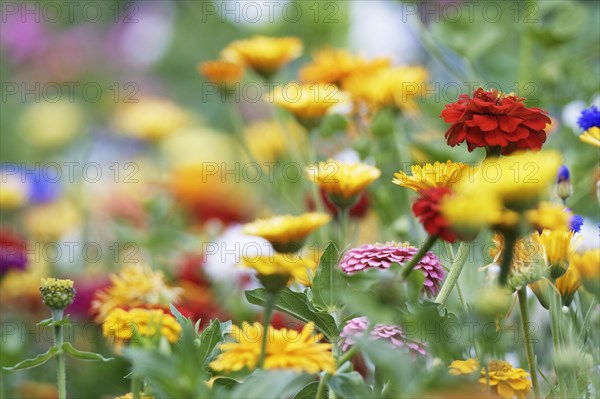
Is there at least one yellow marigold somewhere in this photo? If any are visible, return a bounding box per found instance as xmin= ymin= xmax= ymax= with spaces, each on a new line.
xmin=306 ymin=160 xmax=381 ymax=201
xmin=112 ymin=97 xmax=188 ymax=141
xmin=102 ymin=308 xmax=181 ymax=344
xmin=221 ymin=36 xmax=302 ymax=78
xmin=455 ymin=151 xmax=562 ymax=211
xmin=449 ymin=358 xmax=480 ymax=375
xmin=269 ymin=83 xmax=348 ymax=128
xmin=526 ymin=201 xmax=572 ymax=231
xmin=299 ymin=48 xmax=390 ymax=84
xmin=244 ymin=120 xmax=304 ymax=163
xmin=241 ymin=253 xmax=317 ymax=287
xmin=210 ymin=322 xmax=335 ymax=374
xmin=243 ymin=213 xmax=331 ymax=253
xmin=580 ymin=126 xmax=600 ymax=147
xmin=479 ymin=360 xmax=531 ymax=399
xmin=198 ymin=60 xmax=244 ymax=86
xmin=24 ymin=199 xmax=80 ymax=242
xmin=533 ymin=229 xmax=578 ymax=278
xmin=392 ymin=161 xmax=467 ymax=193
xmin=570 ymin=249 xmax=600 ymax=295
xmin=92 ymin=263 xmax=182 ymax=322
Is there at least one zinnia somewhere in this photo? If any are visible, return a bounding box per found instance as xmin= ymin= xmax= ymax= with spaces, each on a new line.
xmin=412 ymin=187 xmax=458 ymax=243
xmin=441 ymin=88 xmax=551 ymax=155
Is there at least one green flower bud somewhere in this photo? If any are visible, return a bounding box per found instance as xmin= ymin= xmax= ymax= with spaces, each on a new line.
xmin=40 ymin=278 xmax=76 ymax=309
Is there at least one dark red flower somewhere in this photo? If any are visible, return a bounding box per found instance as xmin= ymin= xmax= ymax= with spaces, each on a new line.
xmin=306 ymin=188 xmax=370 ymax=218
xmin=412 ymin=187 xmax=457 ymax=243
xmin=0 ymin=228 xmax=28 ymax=277
xmin=441 ymin=88 xmax=551 ymax=155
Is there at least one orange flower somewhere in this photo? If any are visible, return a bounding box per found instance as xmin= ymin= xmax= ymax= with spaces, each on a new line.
xmin=198 ymin=60 xmax=244 ymax=87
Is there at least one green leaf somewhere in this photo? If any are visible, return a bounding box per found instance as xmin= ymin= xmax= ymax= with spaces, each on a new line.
xmin=3 ymin=346 xmax=59 ymax=371
xmin=229 ymin=370 xmax=311 ymax=399
xmin=312 ymin=241 xmax=344 ymax=312
xmin=196 ymin=319 xmax=229 ymax=366
xmin=62 ymin=342 xmax=113 ymax=362
xmin=212 ymin=377 xmax=239 ymax=390
xmin=245 ymin=288 xmax=338 ymax=340
xmin=37 ymin=315 xmax=71 ymax=328
xmin=293 ymin=381 xmax=320 ymax=399
xmin=328 ymin=371 xmax=372 ymax=399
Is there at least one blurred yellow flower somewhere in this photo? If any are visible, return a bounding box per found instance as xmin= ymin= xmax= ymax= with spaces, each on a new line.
xmin=448 ymin=358 xmax=480 ymax=375
xmin=570 ymin=249 xmax=600 ymax=295
xmin=19 ymin=100 xmax=84 ymax=148
xmin=440 ymin=192 xmax=505 ymax=232
xmin=243 ymin=213 xmax=331 ymax=253
xmin=392 ymin=161 xmax=467 ymax=193
xmin=299 ymin=48 xmax=390 ymax=84
xmin=244 ymin=120 xmax=304 ymax=163
xmin=242 ymin=253 xmax=317 ymax=287
xmin=0 ymin=169 xmax=28 ymax=209
xmin=198 ymin=60 xmax=244 ymax=87
xmin=23 ymin=199 xmax=80 ymax=242
xmin=1 ymin=259 xmax=49 ymax=306
xmin=555 ymin=266 xmax=581 ymax=305
xmin=479 ymin=360 xmax=531 ymax=399
xmin=112 ymin=97 xmax=188 ymax=141
xmin=526 ymin=202 xmax=572 ymax=232
xmin=580 ymin=126 xmax=600 ymax=147
xmin=533 ymin=229 xmax=577 ymax=278
xmin=221 ymin=36 xmax=302 ymax=78
xmin=210 ymin=322 xmax=335 ymax=374
xmin=102 ymin=308 xmax=181 ymax=344
xmin=306 ymin=160 xmax=380 ymax=202
xmin=92 ymin=263 xmax=182 ymax=322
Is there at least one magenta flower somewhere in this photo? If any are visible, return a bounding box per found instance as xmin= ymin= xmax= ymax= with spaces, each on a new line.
xmin=340 ymin=242 xmax=445 ymax=296
xmin=340 ymin=316 xmax=427 ymax=358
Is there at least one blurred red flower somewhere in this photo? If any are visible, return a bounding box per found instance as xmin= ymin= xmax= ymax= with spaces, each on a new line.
xmin=412 ymin=187 xmax=457 ymax=243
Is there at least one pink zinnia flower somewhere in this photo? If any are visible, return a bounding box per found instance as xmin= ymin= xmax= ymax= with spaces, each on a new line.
xmin=340 ymin=242 xmax=444 ymax=296
xmin=340 ymin=316 xmax=427 ymax=358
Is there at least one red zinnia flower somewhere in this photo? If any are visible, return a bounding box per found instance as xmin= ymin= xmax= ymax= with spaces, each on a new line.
xmin=412 ymin=187 xmax=457 ymax=243
xmin=441 ymin=88 xmax=551 ymax=155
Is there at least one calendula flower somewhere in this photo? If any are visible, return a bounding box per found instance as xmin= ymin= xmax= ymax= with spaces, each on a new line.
xmin=340 ymin=316 xmax=426 ymax=358
xmin=306 ymin=160 xmax=380 ymax=208
xmin=241 ymin=253 xmax=317 ymax=290
xmin=92 ymin=263 xmax=182 ymax=322
xmin=441 ymin=88 xmax=551 ymax=155
xmin=556 ymin=165 xmax=573 ymax=201
xmin=244 ymin=120 xmax=304 ymax=163
xmin=412 ymin=187 xmax=459 ymax=242
xmin=526 ymin=201 xmax=573 ymax=232
xmin=269 ymin=83 xmax=347 ymax=129
xmin=448 ymin=358 xmax=480 ymax=375
xmin=221 ymin=36 xmax=302 ymax=78
xmin=112 ymin=97 xmax=188 ymax=141
xmin=198 ymin=60 xmax=244 ymax=88
xmin=210 ymin=322 xmax=335 ymax=374
xmin=243 ymin=213 xmax=331 ymax=253
xmin=392 ymin=161 xmax=467 ymax=193
xmin=580 ymin=126 xmax=600 ymax=147
xmin=0 ymin=228 xmax=28 ymax=277
xmin=300 ymin=48 xmax=390 ymax=84
xmin=102 ymin=308 xmax=181 ymax=344
xmin=555 ymin=266 xmax=581 ymax=305
xmin=23 ymin=199 xmax=81 ymax=242
xmin=340 ymin=242 xmax=444 ymax=296
xmin=479 ymin=360 xmax=531 ymax=399
xmin=40 ymin=278 xmax=76 ymax=309
xmin=533 ymin=229 xmax=577 ymax=279
xmin=570 ymin=249 xmax=600 ymax=295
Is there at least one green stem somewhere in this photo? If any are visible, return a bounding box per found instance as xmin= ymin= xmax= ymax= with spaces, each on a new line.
xmin=517 ymin=287 xmax=540 ymax=398
xmin=373 ymin=365 xmax=385 ymax=397
xmin=315 ymin=372 xmax=332 ymax=399
xmin=131 ymin=375 xmax=142 ymax=399
xmin=498 ymin=233 xmax=517 ymax=286
xmin=401 ymin=235 xmax=438 ymax=280
xmin=549 ymin=286 xmax=566 ymax=396
xmin=51 ymin=309 xmax=66 ymax=399
xmin=338 ymin=206 xmax=351 ymax=247
xmin=257 ymin=292 xmax=277 ymax=369
xmin=435 ymin=242 xmax=469 ymax=306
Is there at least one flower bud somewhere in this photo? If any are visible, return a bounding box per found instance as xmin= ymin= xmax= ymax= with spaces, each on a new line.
xmin=556 ymin=165 xmax=572 ymax=201
xmin=40 ymin=278 xmax=76 ymax=309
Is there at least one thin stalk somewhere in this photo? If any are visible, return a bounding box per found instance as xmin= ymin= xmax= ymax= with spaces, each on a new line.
xmin=401 ymin=235 xmax=438 ymax=280
xmin=435 ymin=242 xmax=469 ymax=306
xmin=549 ymin=287 xmax=566 ymax=396
xmin=315 ymin=372 xmax=332 ymax=399
xmin=257 ymin=292 xmax=277 ymax=368
xmin=517 ymin=287 xmax=540 ymax=398
xmin=51 ymin=309 xmax=66 ymax=399
xmin=131 ymin=376 xmax=142 ymax=399
xmin=338 ymin=206 xmax=351 ymax=247
xmin=498 ymin=233 xmax=517 ymax=286
xmin=373 ymin=365 xmax=385 ymax=398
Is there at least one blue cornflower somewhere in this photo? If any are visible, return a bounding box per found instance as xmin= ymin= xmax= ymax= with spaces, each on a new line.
xmin=577 ymin=105 xmax=600 ymax=131
xmin=570 ymin=214 xmax=584 ymax=233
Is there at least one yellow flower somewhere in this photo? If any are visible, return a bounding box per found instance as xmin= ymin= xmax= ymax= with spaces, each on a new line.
xmin=221 ymin=36 xmax=302 ymax=78
xmin=555 ymin=266 xmax=581 ymax=305
xmin=198 ymin=60 xmax=244 ymax=87
xmin=0 ymin=169 xmax=28 ymax=209
xmin=242 ymin=253 xmax=317 ymax=287
xmin=392 ymin=161 xmax=468 ymax=193
xmin=449 ymin=358 xmax=480 ymax=375
xmin=526 ymin=202 xmax=572 ymax=231
xmin=244 ymin=120 xmax=305 ymax=163
xmin=570 ymin=249 xmax=600 ymax=295
xmin=299 ymin=48 xmax=390 ymax=84
xmin=114 ymin=393 xmax=154 ymax=399
xmin=306 ymin=160 xmax=381 ymax=203
xmin=92 ymin=263 xmax=182 ymax=322
xmin=102 ymin=308 xmax=182 ymax=344
xmin=455 ymin=151 xmax=562 ymax=211
xmin=533 ymin=229 xmax=577 ymax=278
xmin=24 ymin=199 xmax=80 ymax=242
xmin=479 ymin=360 xmax=531 ymax=399
xmin=440 ymin=192 xmax=506 ymax=233
xmin=210 ymin=322 xmax=335 ymax=374
xmin=580 ymin=126 xmax=600 ymax=147
xmin=112 ymin=97 xmax=188 ymax=141
xmin=19 ymin=100 xmax=84 ymax=148
xmin=243 ymin=213 xmax=331 ymax=253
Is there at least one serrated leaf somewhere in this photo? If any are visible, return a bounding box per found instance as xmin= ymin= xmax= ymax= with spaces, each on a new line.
xmin=3 ymin=346 xmax=59 ymax=371
xmin=293 ymin=381 xmax=320 ymax=399
xmin=62 ymin=342 xmax=113 ymax=362
xmin=245 ymin=288 xmax=338 ymax=340
xmin=312 ymin=242 xmax=344 ymax=312
xmin=328 ymin=371 xmax=372 ymax=398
